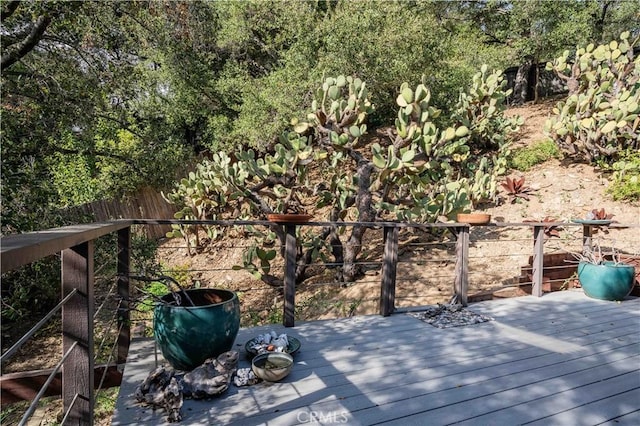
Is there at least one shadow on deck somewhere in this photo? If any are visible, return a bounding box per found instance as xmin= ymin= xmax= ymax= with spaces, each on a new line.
xmin=113 ymin=290 xmax=640 ymax=426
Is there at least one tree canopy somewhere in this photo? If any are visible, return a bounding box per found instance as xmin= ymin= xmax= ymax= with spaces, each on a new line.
xmin=1 ymin=0 xmax=638 ymax=234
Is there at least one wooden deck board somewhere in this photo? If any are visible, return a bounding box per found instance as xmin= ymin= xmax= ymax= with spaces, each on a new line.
xmin=112 ymin=290 xmax=640 ymax=425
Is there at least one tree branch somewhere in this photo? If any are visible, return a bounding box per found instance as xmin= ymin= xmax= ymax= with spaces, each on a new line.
xmin=1 ymin=0 xmax=19 ymax=23
xmin=1 ymin=14 xmax=52 ymax=71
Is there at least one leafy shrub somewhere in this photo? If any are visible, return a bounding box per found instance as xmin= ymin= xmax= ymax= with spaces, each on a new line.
xmin=606 ymin=149 xmax=640 ymax=202
xmin=544 ymin=32 xmax=640 ymax=163
xmin=136 ymin=281 xmax=170 ymax=313
xmin=509 ymin=139 xmax=562 ymax=171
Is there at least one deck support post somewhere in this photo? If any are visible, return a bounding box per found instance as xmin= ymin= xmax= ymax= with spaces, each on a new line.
xmin=117 ymin=227 xmax=131 ymax=365
xmin=380 ymin=226 xmax=399 ymax=316
xmin=283 ymin=224 xmax=297 ymax=327
xmin=582 ymin=224 xmax=593 ymax=256
xmin=453 ymin=226 xmax=469 ymax=306
xmin=61 ymin=241 xmax=95 ymax=425
xmin=532 ymin=225 xmax=545 ymax=297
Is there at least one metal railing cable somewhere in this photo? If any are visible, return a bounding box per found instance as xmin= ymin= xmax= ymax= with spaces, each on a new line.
xmin=93 ymin=302 xmax=120 ymax=363
xmin=1 ymin=289 xmax=77 ymax=367
xmin=93 ymin=273 xmax=118 ymax=321
xmin=96 ymin=322 xmax=124 ymax=393
xmin=18 ymin=342 xmax=78 ymax=426
xmin=59 ymin=393 xmax=82 ymax=425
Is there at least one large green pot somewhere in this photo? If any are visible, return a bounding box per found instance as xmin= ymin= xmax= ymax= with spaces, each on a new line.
xmin=577 ymin=261 xmax=635 ymax=301
xmin=153 ymin=288 xmax=240 ymax=371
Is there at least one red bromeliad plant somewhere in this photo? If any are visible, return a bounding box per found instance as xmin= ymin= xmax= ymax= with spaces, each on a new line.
xmin=586 ymin=208 xmax=615 ymax=221
xmin=501 ymin=176 xmax=535 ymax=203
xmin=524 ymin=216 xmax=563 ymax=239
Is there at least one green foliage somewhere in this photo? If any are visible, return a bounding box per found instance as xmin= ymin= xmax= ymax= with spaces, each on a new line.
xmin=137 ymin=281 xmax=170 ymax=313
xmin=0 ymin=259 xmax=61 ymax=322
xmin=606 ymin=149 xmax=640 ymax=201
xmin=95 ymin=388 xmax=119 ymax=423
xmin=544 ymin=33 xmax=640 ymax=163
xmin=509 ymin=139 xmax=562 ymax=171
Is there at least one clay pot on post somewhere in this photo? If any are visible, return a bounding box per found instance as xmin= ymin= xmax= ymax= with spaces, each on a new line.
xmin=456 ymin=213 xmax=491 ymax=225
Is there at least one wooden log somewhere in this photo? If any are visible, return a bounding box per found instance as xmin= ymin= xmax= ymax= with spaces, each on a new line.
xmin=61 ymin=241 xmax=95 ymax=424
xmin=283 ymin=224 xmax=297 ymax=327
xmin=379 ymin=226 xmax=399 ymax=317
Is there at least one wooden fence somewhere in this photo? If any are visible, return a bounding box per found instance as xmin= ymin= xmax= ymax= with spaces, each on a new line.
xmin=60 ymin=187 xmax=175 ymax=239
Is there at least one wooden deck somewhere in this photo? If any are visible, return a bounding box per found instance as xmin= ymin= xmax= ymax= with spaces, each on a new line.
xmin=112 ymin=290 xmax=640 ymax=425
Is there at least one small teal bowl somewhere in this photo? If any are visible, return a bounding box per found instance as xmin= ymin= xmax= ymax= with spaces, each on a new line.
xmin=578 ymin=261 xmax=635 ymax=301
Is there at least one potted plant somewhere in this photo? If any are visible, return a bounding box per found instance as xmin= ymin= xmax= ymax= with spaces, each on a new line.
xmin=573 ymin=243 xmax=635 ymax=301
xmin=132 ymin=275 xmax=241 ymax=371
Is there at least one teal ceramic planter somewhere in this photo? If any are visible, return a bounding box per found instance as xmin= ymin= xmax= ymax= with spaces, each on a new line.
xmin=577 ymin=261 xmax=635 ymax=301
xmin=153 ymin=288 xmax=240 ymax=371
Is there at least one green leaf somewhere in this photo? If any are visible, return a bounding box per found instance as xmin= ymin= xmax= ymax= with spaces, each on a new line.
xmin=443 ymin=127 xmax=456 ymax=141
xmin=328 ymin=85 xmax=340 ymax=100
xmin=601 ymin=120 xmax=617 ymax=133
xmin=293 ymin=122 xmax=309 ymax=134
xmin=401 ymin=87 xmax=414 ymax=104
xmin=401 ymin=149 xmax=415 ymax=163
xmin=373 ymin=153 xmax=386 ymax=169
xmin=455 ymin=126 xmax=469 ymax=137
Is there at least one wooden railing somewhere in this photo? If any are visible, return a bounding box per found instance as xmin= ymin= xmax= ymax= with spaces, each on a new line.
xmin=0 ymin=219 xmax=637 ymax=424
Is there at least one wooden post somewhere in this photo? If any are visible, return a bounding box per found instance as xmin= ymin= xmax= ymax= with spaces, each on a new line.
xmin=283 ymin=224 xmax=297 ymax=327
xmin=61 ymin=241 xmax=95 ymax=425
xmin=532 ymin=225 xmax=545 ymax=297
xmin=117 ymin=227 xmax=131 ymax=365
xmin=582 ymin=224 xmax=593 ymax=256
xmin=379 ymin=226 xmax=399 ymax=317
xmin=453 ymin=226 xmax=469 ymax=306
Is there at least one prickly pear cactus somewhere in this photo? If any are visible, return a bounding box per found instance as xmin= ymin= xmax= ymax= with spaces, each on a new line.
xmin=374 ymin=68 xmax=520 ymax=222
xmin=164 ymin=69 xmax=520 ymax=285
xmin=544 ymin=32 xmax=640 ymax=162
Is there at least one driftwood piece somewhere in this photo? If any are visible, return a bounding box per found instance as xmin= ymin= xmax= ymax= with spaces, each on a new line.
xmin=134 ymin=351 xmax=239 ymax=422
xmin=182 ymin=351 xmax=239 ymax=399
xmin=134 ymin=366 xmax=183 ymax=422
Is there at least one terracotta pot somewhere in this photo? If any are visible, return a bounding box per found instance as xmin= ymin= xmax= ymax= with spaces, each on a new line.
xmin=456 ymin=213 xmax=491 ymax=225
xmin=266 ymin=214 xmax=313 ymax=223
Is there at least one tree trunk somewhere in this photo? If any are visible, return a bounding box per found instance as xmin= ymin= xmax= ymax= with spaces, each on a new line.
xmin=512 ymin=56 xmax=533 ymax=106
xmin=533 ymin=61 xmax=540 ymax=104
xmin=343 ymin=160 xmax=375 ymax=282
